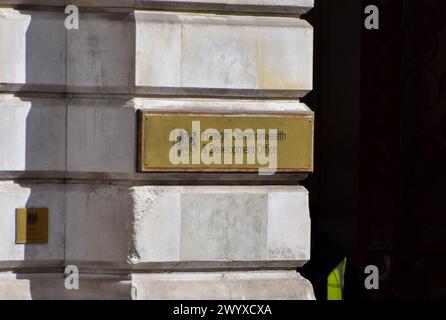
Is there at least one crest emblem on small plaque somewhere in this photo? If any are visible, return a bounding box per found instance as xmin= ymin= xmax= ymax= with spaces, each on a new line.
xmin=27 ymin=212 xmax=39 ymax=226
xmin=16 ymin=208 xmax=48 ymax=244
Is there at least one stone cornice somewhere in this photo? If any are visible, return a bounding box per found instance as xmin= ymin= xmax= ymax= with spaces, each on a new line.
xmin=0 ymin=0 xmax=314 ymax=15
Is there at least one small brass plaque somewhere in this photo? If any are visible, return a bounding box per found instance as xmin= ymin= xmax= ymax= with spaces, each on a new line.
xmin=16 ymin=208 xmax=49 ymax=244
xmin=140 ymin=112 xmax=314 ymax=173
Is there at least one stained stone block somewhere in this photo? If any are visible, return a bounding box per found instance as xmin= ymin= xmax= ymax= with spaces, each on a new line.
xmin=0 ymin=9 xmax=65 ymax=85
xmin=135 ymin=11 xmax=313 ymax=93
xmin=180 ymin=20 xmax=259 ymax=89
xmin=268 ymin=191 xmax=311 ymax=260
xmin=65 ymin=184 xmax=134 ymax=263
xmin=180 ymin=193 xmax=269 ymax=261
xmin=256 ymin=26 xmax=313 ymax=90
xmin=135 ymin=12 xmax=182 ymax=87
xmin=0 ymin=95 xmax=66 ymax=172
xmin=67 ymin=13 xmax=135 ymax=88
xmin=66 ymin=99 xmax=136 ymax=174
xmin=132 ymin=188 xmax=182 ymax=263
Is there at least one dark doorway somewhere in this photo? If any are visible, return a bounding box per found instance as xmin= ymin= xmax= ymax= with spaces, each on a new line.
xmin=302 ymin=0 xmax=446 ymax=299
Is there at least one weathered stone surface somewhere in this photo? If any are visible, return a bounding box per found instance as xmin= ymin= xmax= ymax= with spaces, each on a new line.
xmin=135 ymin=12 xmax=313 ymax=92
xmin=0 ymin=95 xmax=66 ymax=172
xmin=135 ymin=13 xmax=182 ymax=87
xmin=132 ymin=186 xmax=311 ymax=265
xmin=0 ymin=9 xmax=65 ymax=85
xmin=268 ymin=191 xmax=311 ymax=260
xmin=131 ymin=188 xmax=182 ymax=263
xmin=0 ymin=271 xmax=314 ymax=300
xmin=180 ymin=193 xmax=269 ymax=261
xmin=65 ymin=184 xmax=134 ymax=263
xmin=132 ymin=271 xmax=315 ymax=300
xmin=67 ymin=99 xmax=136 ymax=174
xmin=179 ymin=18 xmax=259 ymax=89
xmin=133 ymin=97 xmax=312 ymax=113
xmin=0 ymin=8 xmax=312 ymax=95
xmin=0 ymin=272 xmax=132 ymax=300
xmin=67 ymin=13 xmax=135 ymax=88
xmin=0 ymin=183 xmax=310 ymax=267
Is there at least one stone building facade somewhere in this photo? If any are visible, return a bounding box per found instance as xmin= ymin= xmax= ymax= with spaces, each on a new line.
xmin=0 ymin=0 xmax=315 ymax=299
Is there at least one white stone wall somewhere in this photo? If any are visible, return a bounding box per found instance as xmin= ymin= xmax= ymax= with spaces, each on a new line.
xmin=1 ymin=8 xmax=313 ymax=95
xmin=135 ymin=12 xmax=313 ymax=91
xmin=0 ymin=0 xmax=314 ymax=299
xmin=0 ymin=184 xmax=310 ymax=266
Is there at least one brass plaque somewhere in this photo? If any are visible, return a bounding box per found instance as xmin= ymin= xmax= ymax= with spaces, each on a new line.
xmin=16 ymin=208 xmax=49 ymax=244
xmin=140 ymin=112 xmax=314 ymax=173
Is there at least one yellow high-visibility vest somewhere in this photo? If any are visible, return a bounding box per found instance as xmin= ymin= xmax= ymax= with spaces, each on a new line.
xmin=327 ymin=257 xmax=347 ymax=300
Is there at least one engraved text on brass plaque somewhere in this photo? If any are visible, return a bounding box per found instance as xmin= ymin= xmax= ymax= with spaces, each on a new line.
xmin=139 ymin=112 xmax=314 ymax=173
